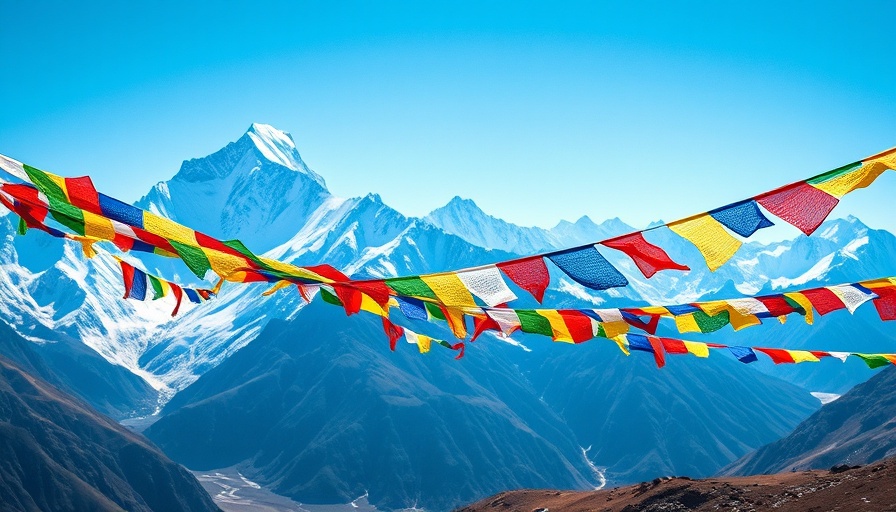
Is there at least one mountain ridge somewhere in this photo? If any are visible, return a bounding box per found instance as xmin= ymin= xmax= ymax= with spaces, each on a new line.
xmin=722 ymin=366 xmax=896 ymax=476
xmin=0 ymin=328 xmax=219 ymax=512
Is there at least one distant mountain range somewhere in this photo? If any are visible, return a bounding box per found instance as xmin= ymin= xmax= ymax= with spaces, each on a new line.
xmin=1 ymin=124 xmax=894 ymax=510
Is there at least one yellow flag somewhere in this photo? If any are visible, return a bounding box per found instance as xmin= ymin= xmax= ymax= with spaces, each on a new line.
xmin=262 ymin=280 xmax=292 ymax=297
xmin=668 ymin=214 xmax=742 ymax=272
xmin=442 ymin=306 xmax=468 ymax=339
xmin=683 ymin=341 xmax=709 ymax=358
xmin=611 ymin=335 xmax=630 ymax=355
xmin=417 ymin=334 xmax=432 ymax=354
xmin=143 ymin=211 xmax=198 ymax=245
xmin=420 ymin=274 xmax=477 ymax=307
xmin=788 ymin=350 xmax=820 ymax=363
xmin=810 ymin=152 xmax=895 ymax=198
xmin=784 ymin=292 xmax=815 ymax=325
xmin=82 ymin=211 xmax=116 ymax=240
xmin=536 ymin=310 xmax=574 ymax=343
xmin=673 ymin=313 xmax=702 ymax=333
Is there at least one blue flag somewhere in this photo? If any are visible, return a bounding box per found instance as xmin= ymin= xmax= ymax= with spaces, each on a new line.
xmin=548 ymin=245 xmax=628 ymax=290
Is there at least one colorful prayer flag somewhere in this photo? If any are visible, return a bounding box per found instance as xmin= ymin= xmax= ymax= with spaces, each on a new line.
xmin=668 ymin=214 xmax=742 ymax=271
xmin=709 ymin=200 xmax=774 ymax=238
xmin=547 ymin=245 xmax=628 ymax=290
xmin=601 ymin=232 xmax=689 ymax=278
xmin=756 ymin=182 xmax=839 ymax=235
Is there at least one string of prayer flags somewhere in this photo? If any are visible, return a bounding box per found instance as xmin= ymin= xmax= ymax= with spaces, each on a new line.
xmin=387 ymin=277 xmax=896 ymax=349
xmin=612 ymin=332 xmax=896 ymax=370
xmin=320 ymin=286 xmax=466 ymax=359
xmin=116 ymin=258 xmax=214 ymax=316
xmin=0 ymin=168 xmax=337 ymax=287
xmin=2 ymin=147 xmax=896 ymax=362
xmin=2 ymin=148 xmax=896 ymax=314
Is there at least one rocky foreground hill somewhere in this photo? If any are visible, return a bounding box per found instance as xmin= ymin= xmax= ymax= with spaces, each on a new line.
xmin=458 ymin=456 xmax=896 ymax=512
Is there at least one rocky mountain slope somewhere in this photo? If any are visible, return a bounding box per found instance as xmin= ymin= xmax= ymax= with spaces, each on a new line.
xmin=723 ymin=366 xmax=896 ymax=476
xmin=0 ymin=351 xmax=219 ymax=512
xmin=458 ymin=457 xmax=896 ymax=512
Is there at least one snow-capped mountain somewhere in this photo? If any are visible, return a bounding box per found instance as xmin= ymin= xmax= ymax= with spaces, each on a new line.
xmin=426 ymin=195 xmax=632 ymax=254
xmin=137 ymin=123 xmax=328 ymax=254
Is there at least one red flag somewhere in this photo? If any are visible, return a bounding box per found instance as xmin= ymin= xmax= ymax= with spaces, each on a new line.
xmin=869 ymin=284 xmax=896 ymax=321
xmin=801 ymin=288 xmax=847 ymax=316
xmin=497 ymin=256 xmax=550 ymax=303
xmin=601 ymin=232 xmax=689 ymax=278
xmin=757 ymin=295 xmax=800 ymax=317
xmin=755 ymin=347 xmax=795 ymax=364
xmin=660 ymin=337 xmax=689 ymax=354
xmin=333 ymin=284 xmax=363 ymax=316
xmin=756 ymin=182 xmax=839 ymax=235
xmin=170 ymin=284 xmax=184 ymax=316
xmin=168 ymin=283 xmax=184 ymax=316
xmin=646 ymin=336 xmax=667 ymax=368
xmin=305 ymin=264 xmax=350 ymax=281
xmin=296 ymin=284 xmax=312 ymax=303
xmin=382 ymin=317 xmax=405 ymax=351
xmin=471 ymin=314 xmax=501 ymax=341
xmin=557 ymin=310 xmax=595 ymax=343
xmin=119 ymin=259 xmax=136 ymax=299
xmin=64 ymin=176 xmax=101 ymax=214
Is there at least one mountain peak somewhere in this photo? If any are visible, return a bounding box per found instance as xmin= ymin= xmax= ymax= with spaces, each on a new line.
xmin=243 ymin=123 xmax=324 ymax=184
xmin=815 ymin=215 xmax=869 ymax=243
xmin=446 ymin=195 xmax=481 ymax=209
xmin=428 ymin=196 xmax=490 ymax=221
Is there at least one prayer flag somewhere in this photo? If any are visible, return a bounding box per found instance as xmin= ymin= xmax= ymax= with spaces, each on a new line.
xmin=756 ymin=182 xmax=839 ymax=235
xmin=547 ymin=245 xmax=628 ymax=290
xmin=601 ymin=232 xmax=689 ymax=278
xmin=668 ymin=214 xmax=742 ymax=271
xmin=709 ymin=200 xmax=774 ymax=238
xmin=497 ymin=257 xmax=550 ymax=302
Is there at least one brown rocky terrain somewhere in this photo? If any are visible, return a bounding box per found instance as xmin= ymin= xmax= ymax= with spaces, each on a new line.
xmin=457 ymin=456 xmax=896 ymax=512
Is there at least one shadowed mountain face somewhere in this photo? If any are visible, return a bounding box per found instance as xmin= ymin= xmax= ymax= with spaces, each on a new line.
xmin=0 ymin=320 xmax=158 ymax=420
xmin=722 ymin=366 xmax=896 ymax=476
xmin=526 ymin=337 xmax=820 ymax=485
xmin=0 ymin=354 xmax=219 ymax=512
xmin=145 ymin=303 xmax=820 ymax=511
xmin=146 ymin=301 xmax=595 ymax=512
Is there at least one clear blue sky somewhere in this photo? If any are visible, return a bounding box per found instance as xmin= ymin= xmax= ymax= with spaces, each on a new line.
xmin=2 ymin=1 xmax=894 ymax=233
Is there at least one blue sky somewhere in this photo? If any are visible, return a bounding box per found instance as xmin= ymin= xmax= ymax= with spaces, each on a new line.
xmin=1 ymin=1 xmax=894 ymax=234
